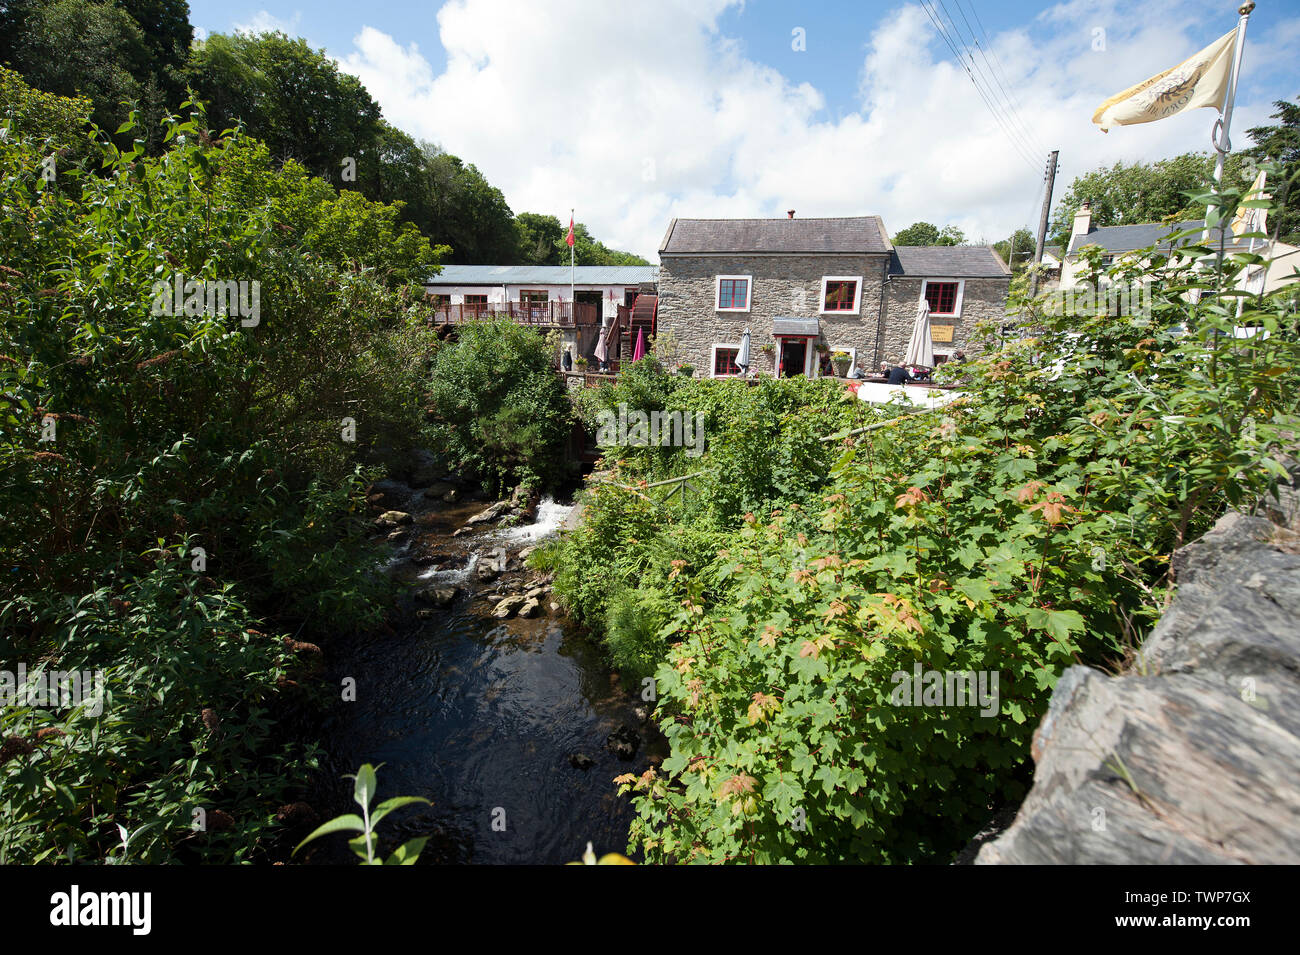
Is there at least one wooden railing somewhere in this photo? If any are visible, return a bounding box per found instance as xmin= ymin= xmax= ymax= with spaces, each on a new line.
xmin=428 ymin=301 xmax=602 ymax=326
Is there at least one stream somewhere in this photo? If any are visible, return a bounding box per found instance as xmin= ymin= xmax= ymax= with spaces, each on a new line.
xmin=307 ymin=481 xmax=663 ymax=865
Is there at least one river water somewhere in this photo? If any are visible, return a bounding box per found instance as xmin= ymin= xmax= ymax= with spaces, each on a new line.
xmin=308 ymin=488 xmax=662 ymax=865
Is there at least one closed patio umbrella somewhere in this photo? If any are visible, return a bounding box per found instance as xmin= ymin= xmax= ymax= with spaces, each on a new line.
xmin=736 ymin=327 xmax=751 ymax=374
xmin=904 ymin=297 xmax=935 ymax=370
xmin=632 ymin=326 xmax=647 ymax=361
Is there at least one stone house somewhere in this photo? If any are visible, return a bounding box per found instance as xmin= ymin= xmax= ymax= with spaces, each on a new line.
xmin=1060 ymin=201 xmax=1300 ymax=297
xmin=655 ymin=215 xmax=1010 ymax=378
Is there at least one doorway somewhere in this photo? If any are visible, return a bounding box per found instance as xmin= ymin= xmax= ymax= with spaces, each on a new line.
xmin=574 ymin=290 xmax=603 ymax=326
xmin=778 ymin=337 xmax=809 ymax=377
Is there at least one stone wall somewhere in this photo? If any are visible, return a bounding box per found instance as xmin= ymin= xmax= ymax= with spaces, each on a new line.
xmin=657 ymin=253 xmax=889 ymax=376
xmin=879 ymin=276 xmax=1008 ymax=368
xmin=973 ymin=469 xmax=1300 ymax=864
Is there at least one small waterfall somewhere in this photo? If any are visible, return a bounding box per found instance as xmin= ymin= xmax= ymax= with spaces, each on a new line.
xmin=377 ymin=539 xmax=413 ymax=572
xmin=496 ymin=496 xmax=574 ymax=545
xmin=419 ymin=553 xmax=480 ymax=585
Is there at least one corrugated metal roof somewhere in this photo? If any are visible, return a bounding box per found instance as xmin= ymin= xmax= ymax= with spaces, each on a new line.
xmin=889 ymin=246 xmax=1011 ymax=278
xmin=659 ymin=216 xmax=890 ymax=255
xmin=426 ymin=265 xmax=657 ymax=285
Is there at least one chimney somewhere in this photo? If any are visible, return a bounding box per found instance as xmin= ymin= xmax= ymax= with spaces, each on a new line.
xmin=1072 ymin=201 xmax=1092 ymax=239
xmin=787 ymin=209 xmax=795 ymax=219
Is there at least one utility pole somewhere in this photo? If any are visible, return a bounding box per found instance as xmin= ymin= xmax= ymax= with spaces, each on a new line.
xmin=1030 ymin=150 xmax=1059 ymax=298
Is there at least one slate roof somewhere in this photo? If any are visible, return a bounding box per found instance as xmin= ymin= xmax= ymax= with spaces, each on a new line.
xmin=771 ymin=317 xmax=820 ymax=336
xmin=888 ymin=245 xmax=1010 ymax=278
xmin=1065 ymin=220 xmax=1204 ymax=256
xmin=426 ymin=265 xmax=657 ymax=285
xmin=659 ymin=216 xmax=891 ymax=255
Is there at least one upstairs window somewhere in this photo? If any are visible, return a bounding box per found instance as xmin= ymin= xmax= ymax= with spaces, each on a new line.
xmin=716 ymin=275 xmax=751 ymax=311
xmin=820 ymin=276 xmax=862 ymax=313
xmin=923 ymin=280 xmax=961 ymax=316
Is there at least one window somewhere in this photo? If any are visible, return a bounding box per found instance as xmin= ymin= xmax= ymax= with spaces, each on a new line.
xmin=922 ymin=280 xmax=963 ymax=316
xmin=712 ymin=344 xmax=741 ymax=377
xmin=519 ymin=289 xmax=548 ymax=304
xmin=715 ymin=275 xmax=751 ymax=312
xmin=819 ymin=276 xmax=862 ymax=314
xmin=428 ymin=293 xmax=450 ymax=307
xmin=464 ymin=294 xmax=488 ymax=305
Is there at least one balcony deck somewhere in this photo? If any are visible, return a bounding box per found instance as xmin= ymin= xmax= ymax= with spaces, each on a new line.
xmin=427 ymin=301 xmax=603 ymax=327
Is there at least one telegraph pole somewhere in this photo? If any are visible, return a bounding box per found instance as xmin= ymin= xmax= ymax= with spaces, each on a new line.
xmin=1030 ymin=150 xmax=1059 ymax=298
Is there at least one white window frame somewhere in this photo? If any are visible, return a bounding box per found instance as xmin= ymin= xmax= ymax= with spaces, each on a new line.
xmin=815 ymin=345 xmax=857 ymax=378
xmin=711 ymin=342 xmax=743 ymax=378
xmin=920 ymin=278 xmax=965 ymax=318
xmin=715 ymin=274 xmax=752 ymax=312
xmin=819 ymin=275 xmax=863 ymax=315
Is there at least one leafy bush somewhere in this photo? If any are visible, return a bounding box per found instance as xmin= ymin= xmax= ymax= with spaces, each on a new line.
xmin=0 ymin=73 xmax=442 ymax=862
xmin=619 ymin=191 xmax=1300 ymax=862
xmin=1 ymin=546 xmax=308 ymax=863
xmin=425 ymin=317 xmax=573 ymax=493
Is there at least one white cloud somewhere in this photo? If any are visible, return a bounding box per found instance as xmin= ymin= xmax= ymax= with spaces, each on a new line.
xmin=336 ymin=0 xmax=1295 ymax=258
xmin=234 ymin=9 xmax=304 ymax=37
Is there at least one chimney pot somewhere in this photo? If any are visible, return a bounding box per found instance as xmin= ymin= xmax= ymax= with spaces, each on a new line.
xmin=787 ymin=210 xmax=795 ymax=219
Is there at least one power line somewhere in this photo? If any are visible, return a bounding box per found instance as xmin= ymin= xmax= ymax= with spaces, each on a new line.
xmin=920 ymin=0 xmax=1039 ymax=170
xmin=935 ymin=0 xmax=1045 ymax=163
xmin=954 ymin=0 xmax=1049 ymax=158
xmin=1009 ymin=173 xmax=1046 ymax=270
xmin=918 ymin=0 xmax=1040 ymax=170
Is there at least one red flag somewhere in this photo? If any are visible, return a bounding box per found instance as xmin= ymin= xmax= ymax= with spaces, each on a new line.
xmin=566 ymin=216 xmax=575 ymax=248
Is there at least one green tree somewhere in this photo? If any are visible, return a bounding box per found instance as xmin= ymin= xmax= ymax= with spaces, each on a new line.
xmin=569 ymin=221 xmax=650 ymax=265
xmin=1049 ymin=151 xmax=1250 ymax=249
xmin=186 ymin=31 xmax=382 ymax=179
xmin=418 ymin=147 xmax=518 ymax=263
xmin=892 ymin=221 xmax=939 ymax=245
xmin=994 ymin=228 xmax=1036 ymax=272
xmin=516 ymin=211 xmax=564 ymax=265
xmin=893 ymin=221 xmax=965 ymax=246
xmin=5 ymin=0 xmax=191 ymax=150
xmin=8 ymin=0 xmax=149 ymax=135
xmin=425 ymin=318 xmax=573 ymax=492
xmin=1245 ymin=98 xmax=1300 ymax=244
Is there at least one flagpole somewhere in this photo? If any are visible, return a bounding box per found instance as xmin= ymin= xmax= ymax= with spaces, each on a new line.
xmin=1207 ymin=2 xmax=1255 ymax=241
xmin=570 ymin=207 xmax=576 ymax=323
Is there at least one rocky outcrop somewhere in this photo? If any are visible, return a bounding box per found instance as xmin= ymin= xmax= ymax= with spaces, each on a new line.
xmin=977 ymin=474 xmax=1300 ymax=864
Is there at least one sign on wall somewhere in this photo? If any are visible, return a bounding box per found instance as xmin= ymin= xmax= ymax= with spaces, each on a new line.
xmin=931 ymin=324 xmax=955 ymax=343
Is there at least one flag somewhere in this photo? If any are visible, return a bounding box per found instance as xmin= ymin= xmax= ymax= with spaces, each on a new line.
xmin=566 ymin=216 xmax=575 ymax=248
xmin=1231 ymin=168 xmax=1268 ymax=239
xmin=1092 ymin=29 xmax=1237 ymax=133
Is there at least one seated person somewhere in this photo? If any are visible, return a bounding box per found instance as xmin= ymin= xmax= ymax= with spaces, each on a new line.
xmin=886 ymin=364 xmax=911 ymax=385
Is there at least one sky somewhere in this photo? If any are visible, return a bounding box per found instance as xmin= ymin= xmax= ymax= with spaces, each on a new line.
xmin=187 ymin=0 xmax=1300 ymax=260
